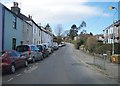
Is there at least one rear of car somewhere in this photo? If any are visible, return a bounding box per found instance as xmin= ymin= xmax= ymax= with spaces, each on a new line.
xmin=37 ymin=44 xmax=45 ymax=58
xmin=16 ymin=45 xmax=32 ymax=62
xmin=53 ymin=42 xmax=59 ymax=50
xmin=16 ymin=45 xmax=43 ymax=63
xmin=41 ymin=43 xmax=49 ymax=57
xmin=0 ymin=50 xmax=28 ymax=74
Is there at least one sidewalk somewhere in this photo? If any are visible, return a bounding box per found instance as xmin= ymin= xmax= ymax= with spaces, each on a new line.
xmin=71 ymin=44 xmax=119 ymax=82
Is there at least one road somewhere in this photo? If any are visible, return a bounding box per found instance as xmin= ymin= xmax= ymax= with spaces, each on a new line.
xmin=2 ymin=43 xmax=118 ymax=84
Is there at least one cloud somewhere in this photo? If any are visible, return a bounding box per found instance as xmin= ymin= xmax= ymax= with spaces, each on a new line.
xmin=1 ymin=0 xmax=111 ymax=25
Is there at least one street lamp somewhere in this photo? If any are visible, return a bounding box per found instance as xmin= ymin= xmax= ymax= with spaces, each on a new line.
xmin=109 ymin=6 xmax=117 ymax=55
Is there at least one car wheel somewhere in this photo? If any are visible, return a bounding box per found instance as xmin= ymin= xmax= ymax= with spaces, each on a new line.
xmin=25 ymin=60 xmax=28 ymax=67
xmin=41 ymin=56 xmax=43 ymax=60
xmin=10 ymin=64 xmax=16 ymax=74
xmin=32 ymin=57 xmax=35 ymax=63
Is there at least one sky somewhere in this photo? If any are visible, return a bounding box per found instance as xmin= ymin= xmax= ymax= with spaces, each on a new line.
xmin=0 ymin=0 xmax=119 ymax=35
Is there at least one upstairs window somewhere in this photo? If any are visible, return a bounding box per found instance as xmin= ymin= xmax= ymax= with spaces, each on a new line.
xmin=39 ymin=30 xmax=41 ymax=36
xmin=13 ymin=16 xmax=17 ymax=29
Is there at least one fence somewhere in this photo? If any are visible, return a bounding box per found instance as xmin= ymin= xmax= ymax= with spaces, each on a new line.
xmin=93 ymin=54 xmax=107 ymax=70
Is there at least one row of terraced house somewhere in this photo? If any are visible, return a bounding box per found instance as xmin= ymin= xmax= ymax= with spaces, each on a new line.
xmin=0 ymin=2 xmax=53 ymax=52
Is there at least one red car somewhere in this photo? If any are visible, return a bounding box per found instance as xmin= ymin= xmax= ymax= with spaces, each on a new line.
xmin=0 ymin=50 xmax=28 ymax=74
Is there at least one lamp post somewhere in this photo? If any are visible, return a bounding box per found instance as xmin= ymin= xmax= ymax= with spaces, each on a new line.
xmin=109 ymin=6 xmax=117 ymax=55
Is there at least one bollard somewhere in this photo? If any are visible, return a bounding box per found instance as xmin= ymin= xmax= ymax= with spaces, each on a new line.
xmin=103 ymin=54 xmax=107 ymax=70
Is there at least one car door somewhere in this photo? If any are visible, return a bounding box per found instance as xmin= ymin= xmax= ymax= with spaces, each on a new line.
xmin=34 ymin=46 xmax=41 ymax=60
xmin=9 ymin=51 xmax=20 ymax=68
xmin=31 ymin=46 xmax=38 ymax=60
xmin=15 ymin=51 xmax=25 ymax=66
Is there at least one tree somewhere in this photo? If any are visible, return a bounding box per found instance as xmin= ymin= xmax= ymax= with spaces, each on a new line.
xmin=68 ymin=24 xmax=78 ymax=40
xmin=86 ymin=36 xmax=97 ymax=53
xmin=54 ymin=24 xmax=63 ymax=44
xmin=45 ymin=23 xmax=52 ymax=32
xmin=90 ymin=32 xmax=93 ymax=36
xmin=78 ymin=21 xmax=86 ymax=30
xmin=56 ymin=24 xmax=63 ymax=36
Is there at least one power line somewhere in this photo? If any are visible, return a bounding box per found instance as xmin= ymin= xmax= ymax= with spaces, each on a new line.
xmin=86 ymin=2 xmax=113 ymax=33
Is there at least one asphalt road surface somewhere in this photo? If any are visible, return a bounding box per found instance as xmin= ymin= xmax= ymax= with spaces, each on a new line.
xmin=2 ymin=43 xmax=118 ymax=84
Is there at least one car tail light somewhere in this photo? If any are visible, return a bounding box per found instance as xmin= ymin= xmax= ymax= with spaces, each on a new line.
xmin=2 ymin=57 xmax=9 ymax=65
xmin=42 ymin=50 xmax=44 ymax=53
xmin=28 ymin=48 xmax=31 ymax=55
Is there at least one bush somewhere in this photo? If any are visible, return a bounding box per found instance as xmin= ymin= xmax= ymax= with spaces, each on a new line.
xmin=95 ymin=44 xmax=112 ymax=54
xmin=114 ymin=43 xmax=120 ymax=54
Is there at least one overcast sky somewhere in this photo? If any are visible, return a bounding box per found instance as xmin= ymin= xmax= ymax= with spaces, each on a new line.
xmin=1 ymin=0 xmax=119 ymax=35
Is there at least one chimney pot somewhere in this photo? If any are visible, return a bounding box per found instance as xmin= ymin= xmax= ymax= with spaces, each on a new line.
xmin=13 ymin=2 xmax=18 ymax=7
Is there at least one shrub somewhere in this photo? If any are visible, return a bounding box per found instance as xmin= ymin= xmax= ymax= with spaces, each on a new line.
xmin=95 ymin=44 xmax=112 ymax=54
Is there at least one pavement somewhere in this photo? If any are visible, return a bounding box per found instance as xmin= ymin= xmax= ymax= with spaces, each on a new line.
xmin=70 ymin=43 xmax=120 ymax=83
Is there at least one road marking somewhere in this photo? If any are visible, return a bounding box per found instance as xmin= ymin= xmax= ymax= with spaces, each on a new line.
xmin=16 ymin=73 xmax=22 ymax=77
xmin=35 ymin=63 xmax=38 ymax=65
xmin=24 ymin=66 xmax=38 ymax=73
xmin=53 ymin=53 xmax=56 ymax=55
xmin=3 ymin=77 xmax=14 ymax=83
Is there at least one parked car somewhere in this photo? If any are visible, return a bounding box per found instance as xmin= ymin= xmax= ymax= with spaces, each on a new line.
xmin=48 ymin=46 xmax=54 ymax=54
xmin=0 ymin=50 xmax=28 ymax=74
xmin=41 ymin=43 xmax=50 ymax=57
xmin=36 ymin=44 xmax=49 ymax=58
xmin=16 ymin=44 xmax=43 ymax=63
xmin=52 ymin=42 xmax=59 ymax=50
xmin=59 ymin=42 xmax=66 ymax=47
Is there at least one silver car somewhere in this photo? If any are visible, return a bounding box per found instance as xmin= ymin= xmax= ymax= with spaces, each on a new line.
xmin=16 ymin=44 xmax=43 ymax=63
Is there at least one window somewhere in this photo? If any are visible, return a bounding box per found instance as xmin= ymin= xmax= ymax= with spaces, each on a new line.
xmin=12 ymin=38 xmax=16 ymax=50
xmin=34 ymin=26 xmax=36 ymax=33
xmin=39 ymin=30 xmax=40 ymax=36
xmin=13 ymin=16 xmax=17 ymax=29
xmin=21 ymin=41 xmax=23 ymax=45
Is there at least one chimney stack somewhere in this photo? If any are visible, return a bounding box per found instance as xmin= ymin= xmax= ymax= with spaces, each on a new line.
xmin=28 ymin=14 xmax=32 ymax=19
xmin=11 ymin=2 xmax=21 ymax=14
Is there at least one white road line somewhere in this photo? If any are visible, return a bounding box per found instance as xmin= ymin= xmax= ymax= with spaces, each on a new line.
xmin=24 ymin=66 xmax=38 ymax=73
xmin=16 ymin=73 xmax=22 ymax=76
xmin=53 ymin=53 xmax=56 ymax=55
xmin=7 ymin=77 xmax=13 ymax=82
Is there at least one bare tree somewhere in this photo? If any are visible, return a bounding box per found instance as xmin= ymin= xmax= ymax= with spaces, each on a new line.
xmin=55 ymin=24 xmax=63 ymax=36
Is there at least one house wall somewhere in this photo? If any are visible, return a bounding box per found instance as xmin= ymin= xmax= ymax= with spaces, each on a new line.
xmin=23 ymin=21 xmax=33 ymax=44
xmin=4 ymin=8 xmax=23 ymax=50
xmin=32 ymin=23 xmax=41 ymax=45
xmin=0 ymin=4 xmax=3 ymax=51
xmin=103 ymin=24 xmax=119 ymax=44
xmin=41 ymin=29 xmax=53 ymax=46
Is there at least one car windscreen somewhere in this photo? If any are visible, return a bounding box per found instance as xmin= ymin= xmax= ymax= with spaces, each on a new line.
xmin=16 ymin=45 xmax=29 ymax=52
xmin=36 ymin=45 xmax=42 ymax=50
xmin=31 ymin=46 xmax=39 ymax=51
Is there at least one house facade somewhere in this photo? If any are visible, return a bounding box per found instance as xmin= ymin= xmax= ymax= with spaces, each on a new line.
xmin=103 ymin=20 xmax=120 ymax=44
xmin=41 ymin=27 xmax=53 ymax=46
xmin=23 ymin=21 xmax=33 ymax=44
xmin=0 ymin=3 xmax=24 ymax=50
xmin=32 ymin=22 xmax=42 ymax=45
xmin=95 ymin=34 xmax=104 ymax=42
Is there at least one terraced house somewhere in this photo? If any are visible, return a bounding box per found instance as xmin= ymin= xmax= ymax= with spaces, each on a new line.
xmin=0 ymin=2 xmax=53 ymax=51
xmin=0 ymin=3 xmax=24 ymax=51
